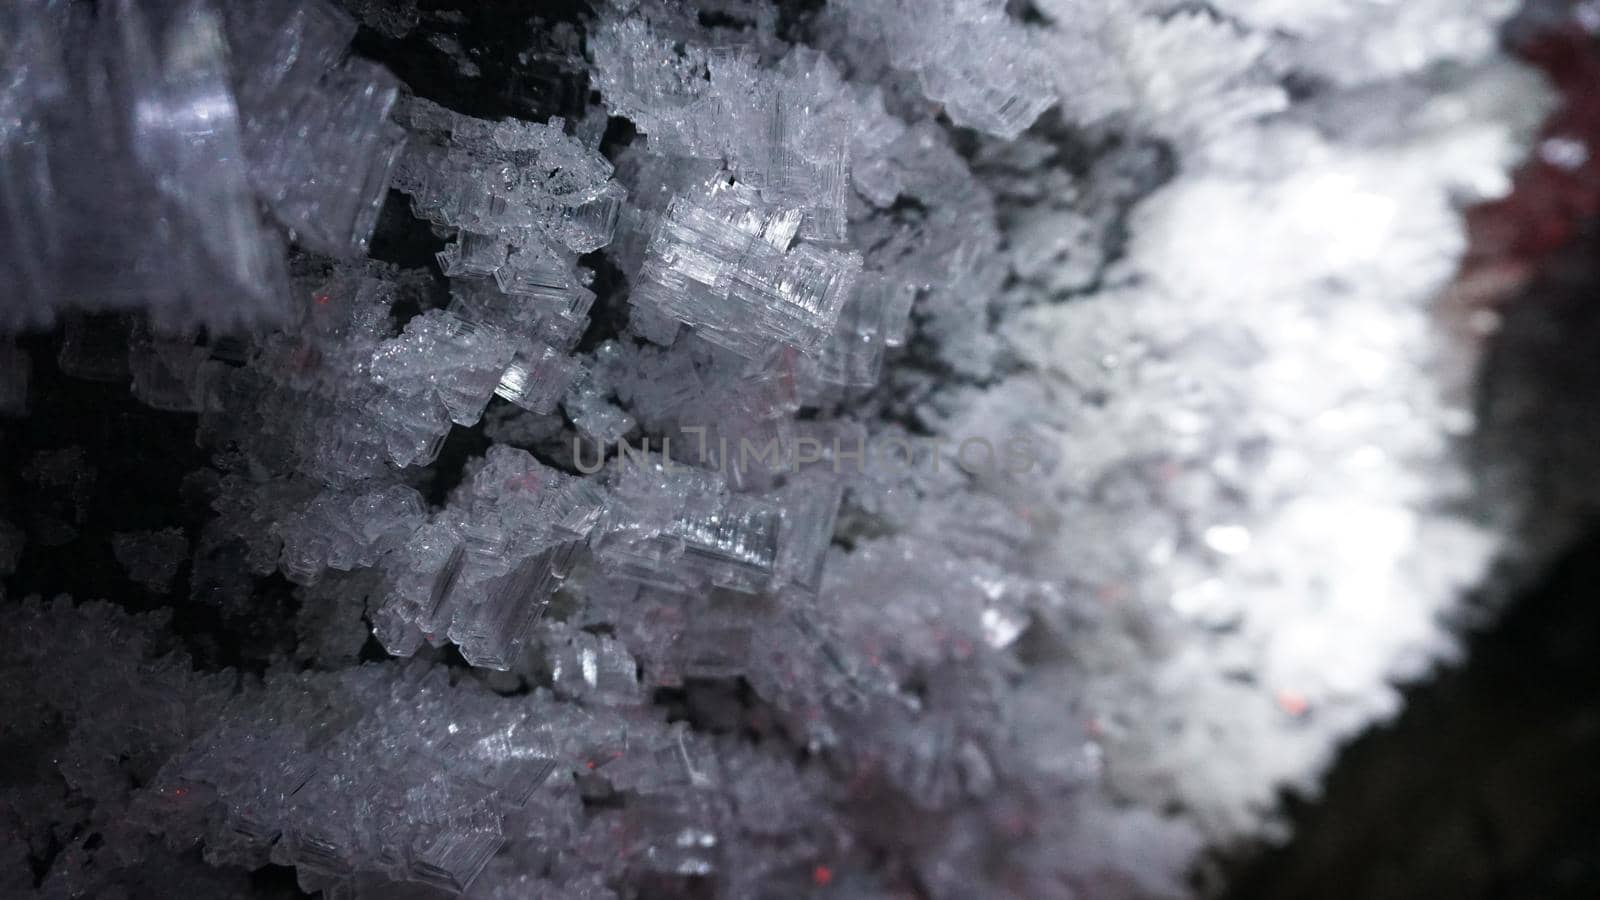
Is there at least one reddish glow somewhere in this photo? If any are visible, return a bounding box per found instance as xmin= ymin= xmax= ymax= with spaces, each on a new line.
xmin=173 ymin=787 xmax=187 ymax=797
xmin=503 ymin=473 xmax=542 ymax=492
xmin=1457 ymin=27 xmax=1600 ymax=295
xmin=315 ymin=294 xmax=331 ymax=306
xmin=1095 ymin=583 xmax=1127 ymax=604
xmin=1276 ymin=690 xmax=1309 ymax=717
xmin=812 ymin=865 xmax=833 ymax=887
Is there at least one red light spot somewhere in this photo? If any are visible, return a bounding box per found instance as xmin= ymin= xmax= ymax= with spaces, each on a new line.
xmin=503 ymin=473 xmax=542 ymax=492
xmin=812 ymin=865 xmax=833 ymax=887
xmin=173 ymin=787 xmax=187 ymax=797
xmin=315 ymin=294 xmax=331 ymax=306
xmin=585 ymin=760 xmax=596 ymax=770
xmin=1001 ymin=814 xmax=1030 ymax=837
xmin=1276 ymin=690 xmax=1309 ymax=717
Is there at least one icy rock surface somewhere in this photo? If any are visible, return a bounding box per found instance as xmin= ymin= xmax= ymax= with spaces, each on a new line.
xmin=0 ymin=0 xmax=1552 ymax=897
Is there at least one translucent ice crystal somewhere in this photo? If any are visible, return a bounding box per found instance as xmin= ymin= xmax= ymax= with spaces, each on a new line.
xmin=225 ymin=1 xmax=407 ymax=256
xmin=0 ymin=0 xmax=280 ymax=331
xmin=0 ymin=0 xmax=403 ymax=330
xmin=371 ymin=310 xmax=521 ymax=426
xmin=832 ymin=0 xmax=1058 ymax=138
xmin=590 ymin=13 xmax=880 ymax=242
xmin=631 ymin=177 xmax=862 ymax=359
xmin=278 ymin=483 xmax=426 ymax=585
xmin=591 ymin=455 xmax=838 ymax=596
xmin=368 ymin=447 xmax=606 ymax=668
xmin=394 ymin=97 xmax=624 ymax=258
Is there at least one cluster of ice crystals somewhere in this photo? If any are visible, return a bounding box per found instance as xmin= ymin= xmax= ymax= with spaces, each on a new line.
xmin=396 ymin=97 xmax=625 ymax=261
xmin=0 ymin=0 xmax=1554 ymax=897
xmin=365 ymin=446 xmax=602 ymax=668
xmin=630 ymin=176 xmax=863 ymax=359
xmin=225 ymin=2 xmax=407 ymax=256
xmin=832 ymin=0 xmax=1059 ymax=138
xmin=592 ymin=455 xmax=839 ymax=596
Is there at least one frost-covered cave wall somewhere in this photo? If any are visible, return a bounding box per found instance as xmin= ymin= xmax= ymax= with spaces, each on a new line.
xmin=0 ymin=0 xmax=1550 ymax=897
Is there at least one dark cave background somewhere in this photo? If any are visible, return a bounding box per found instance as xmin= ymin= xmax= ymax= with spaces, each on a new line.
xmin=5 ymin=1 xmax=1600 ymax=897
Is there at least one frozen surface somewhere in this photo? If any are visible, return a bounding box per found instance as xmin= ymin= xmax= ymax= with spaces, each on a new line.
xmin=0 ymin=0 xmax=1552 ymax=897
